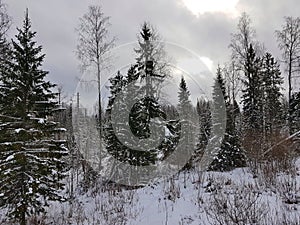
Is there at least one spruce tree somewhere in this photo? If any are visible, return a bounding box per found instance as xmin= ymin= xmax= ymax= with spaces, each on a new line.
xmin=0 ymin=11 xmax=68 ymax=225
xmin=105 ymin=67 xmax=160 ymax=166
xmin=177 ymin=76 xmax=195 ymax=169
xmin=0 ymin=0 xmax=11 ymax=68
xmin=242 ymin=44 xmax=264 ymax=132
xmin=290 ymin=92 xmax=300 ymax=134
xmin=209 ymin=67 xmax=246 ymax=171
xmin=104 ymin=70 xmax=128 ymax=163
xmin=261 ymin=52 xmax=284 ymax=136
xmin=242 ymin=48 xmax=284 ymax=156
xmin=196 ymin=98 xmax=211 ymax=154
xmin=135 ymin=22 xmax=168 ymax=82
xmin=105 ymin=23 xmax=177 ymax=167
xmin=178 ymin=76 xmax=192 ymax=113
xmin=125 ymin=23 xmax=168 ymax=166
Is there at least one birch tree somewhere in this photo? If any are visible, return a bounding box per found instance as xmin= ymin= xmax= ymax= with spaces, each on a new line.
xmin=76 ymin=5 xmax=115 ymax=168
xmin=275 ymin=17 xmax=300 ymax=132
xmin=76 ymin=5 xmax=115 ymax=131
xmin=0 ymin=0 xmax=11 ymax=65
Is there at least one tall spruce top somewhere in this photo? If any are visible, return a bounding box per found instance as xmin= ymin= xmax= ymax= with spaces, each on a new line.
xmin=141 ymin=23 xmax=151 ymax=41
xmin=0 ymin=9 xmax=56 ymax=118
xmin=178 ymin=76 xmax=192 ymax=113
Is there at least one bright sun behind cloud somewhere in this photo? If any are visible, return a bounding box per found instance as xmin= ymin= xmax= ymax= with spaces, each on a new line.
xmin=181 ymin=0 xmax=239 ymax=17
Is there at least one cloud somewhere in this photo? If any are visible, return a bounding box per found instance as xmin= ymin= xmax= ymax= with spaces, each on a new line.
xmin=181 ymin=0 xmax=239 ymax=17
xmin=4 ymin=0 xmax=300 ymax=103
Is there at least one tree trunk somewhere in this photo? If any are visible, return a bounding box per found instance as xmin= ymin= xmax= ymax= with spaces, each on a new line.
xmin=288 ymin=53 xmax=293 ymax=134
xmin=97 ymin=56 xmax=102 ymax=170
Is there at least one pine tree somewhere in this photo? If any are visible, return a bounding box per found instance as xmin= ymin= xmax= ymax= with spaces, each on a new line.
xmin=224 ymin=101 xmax=247 ymax=170
xmin=130 ymin=23 xmax=165 ymax=138
xmin=0 ymin=11 xmax=68 ymax=225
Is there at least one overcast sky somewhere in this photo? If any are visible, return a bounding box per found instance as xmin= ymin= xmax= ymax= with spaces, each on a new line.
xmin=5 ymin=0 xmax=300 ymax=107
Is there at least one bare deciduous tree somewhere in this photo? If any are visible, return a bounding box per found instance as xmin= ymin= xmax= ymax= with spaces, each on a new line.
xmin=275 ymin=16 xmax=300 ymax=104
xmin=227 ymin=13 xmax=261 ymax=139
xmin=0 ymin=0 xmax=10 ymax=37
xmin=76 ymin=5 xmax=115 ymax=168
xmin=76 ymin=4 xmax=115 ymax=123
xmin=229 ymin=12 xmax=261 ymax=71
xmin=0 ymin=0 xmax=11 ymax=64
xmin=223 ymin=61 xmax=241 ymax=104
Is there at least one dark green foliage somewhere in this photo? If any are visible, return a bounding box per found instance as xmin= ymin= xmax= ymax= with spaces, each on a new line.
xmin=104 ymin=71 xmax=126 ymax=162
xmin=241 ymin=48 xmax=284 ymax=136
xmin=104 ymin=69 xmax=153 ymax=166
xmin=290 ymin=92 xmax=300 ymax=134
xmin=104 ymin=23 xmax=178 ymax=167
xmin=0 ymin=11 xmax=68 ymax=225
xmin=177 ymin=76 xmax=195 ymax=169
xmin=178 ymin=76 xmax=192 ymax=113
xmin=0 ymin=1 xmax=11 ymax=69
xmin=0 ymin=11 xmax=56 ymax=119
xmin=209 ymin=67 xmax=246 ymax=172
xmin=242 ymin=44 xmax=264 ymax=132
xmin=104 ymin=69 xmax=161 ymax=166
xmin=241 ymin=46 xmax=284 ymax=157
xmin=240 ymin=45 xmax=285 ymax=161
xmin=261 ymin=52 xmax=284 ymax=134
xmin=129 ymin=96 xmax=166 ymax=139
xmin=196 ymin=98 xmax=211 ymax=152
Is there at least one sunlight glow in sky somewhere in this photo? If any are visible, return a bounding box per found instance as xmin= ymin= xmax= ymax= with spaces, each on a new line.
xmin=181 ymin=0 xmax=239 ymax=17
xmin=200 ymin=56 xmax=214 ymax=72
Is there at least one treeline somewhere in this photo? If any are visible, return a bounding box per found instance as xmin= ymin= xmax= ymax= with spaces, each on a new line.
xmin=102 ymin=12 xmax=300 ymax=174
xmin=0 ymin=1 xmax=299 ymax=225
xmin=207 ymin=13 xmax=300 ymax=172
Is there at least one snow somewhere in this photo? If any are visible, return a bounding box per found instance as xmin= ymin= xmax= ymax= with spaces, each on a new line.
xmin=38 ymin=118 xmax=45 ymax=124
xmin=51 ymin=169 xmax=57 ymax=175
xmin=1 ymin=142 xmax=12 ymax=146
xmin=157 ymin=152 xmax=164 ymax=160
xmin=5 ymin=154 xmax=14 ymax=161
xmin=54 ymin=128 xmax=67 ymax=132
xmin=0 ymin=152 xmax=299 ymax=224
xmin=14 ymin=128 xmax=24 ymax=133
xmin=4 ymin=169 xmax=11 ymax=175
xmin=35 ymin=101 xmax=50 ymax=104
xmin=41 ymin=158 xmax=300 ymax=225
xmin=164 ymin=126 xmax=172 ymax=136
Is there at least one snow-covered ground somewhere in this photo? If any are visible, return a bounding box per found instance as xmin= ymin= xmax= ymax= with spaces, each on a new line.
xmin=1 ymin=158 xmax=299 ymax=225
xmin=42 ymin=158 xmax=300 ymax=225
